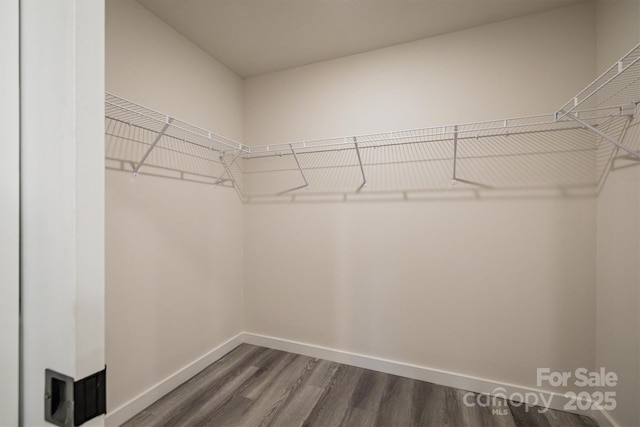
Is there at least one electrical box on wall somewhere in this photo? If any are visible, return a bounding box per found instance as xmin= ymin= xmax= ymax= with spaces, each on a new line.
xmin=45 ymin=368 xmax=106 ymax=426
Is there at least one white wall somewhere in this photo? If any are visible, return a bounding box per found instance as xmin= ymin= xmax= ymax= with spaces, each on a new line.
xmin=103 ymin=1 xmax=640 ymax=423
xmin=595 ymin=1 xmax=640 ymax=425
xmin=0 ymin=0 xmax=20 ymax=424
xmin=105 ymin=0 xmax=244 ymax=416
xmin=106 ymin=0 xmax=243 ymax=138
xmin=243 ymin=3 xmax=598 ymax=394
xmin=20 ymin=0 xmax=105 ymax=424
xmin=244 ymin=4 xmax=594 ymax=145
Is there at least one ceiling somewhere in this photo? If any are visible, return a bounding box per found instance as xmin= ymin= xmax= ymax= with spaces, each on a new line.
xmin=136 ymin=0 xmax=586 ymax=78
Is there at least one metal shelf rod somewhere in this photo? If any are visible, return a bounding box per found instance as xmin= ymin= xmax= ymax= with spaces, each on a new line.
xmin=214 ymin=150 xmax=242 ymax=186
xmin=452 ymin=126 xmax=459 ymax=185
xmin=133 ymin=117 xmax=172 ymax=176
xmin=290 ymin=144 xmax=309 ymax=189
xmin=564 ymin=111 xmax=640 ymax=159
xmin=354 ymin=137 xmax=367 ymax=188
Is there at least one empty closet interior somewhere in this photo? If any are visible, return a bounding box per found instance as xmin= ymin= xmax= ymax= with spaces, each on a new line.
xmin=104 ymin=1 xmax=640 ymax=426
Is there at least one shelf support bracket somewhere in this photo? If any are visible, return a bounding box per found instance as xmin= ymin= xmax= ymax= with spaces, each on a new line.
xmin=563 ymin=111 xmax=640 ymax=160
xmin=214 ymin=150 xmax=242 ymax=186
xmin=218 ymin=155 xmax=236 ymax=186
xmin=452 ymin=125 xmax=459 ymax=185
xmin=354 ymin=137 xmax=367 ymax=188
xmin=290 ymin=144 xmax=309 ymax=189
xmin=133 ymin=117 xmax=173 ymax=176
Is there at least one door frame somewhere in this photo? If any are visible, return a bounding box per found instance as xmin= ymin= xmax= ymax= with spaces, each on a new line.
xmin=0 ymin=0 xmax=21 ymax=425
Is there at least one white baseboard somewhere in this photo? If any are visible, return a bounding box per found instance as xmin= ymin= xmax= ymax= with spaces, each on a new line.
xmin=105 ymin=331 xmax=615 ymax=427
xmin=243 ymin=332 xmax=613 ymax=426
xmin=105 ymin=333 xmax=244 ymax=427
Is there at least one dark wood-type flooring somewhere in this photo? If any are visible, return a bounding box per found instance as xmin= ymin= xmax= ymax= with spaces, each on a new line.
xmin=123 ymin=344 xmax=598 ymax=427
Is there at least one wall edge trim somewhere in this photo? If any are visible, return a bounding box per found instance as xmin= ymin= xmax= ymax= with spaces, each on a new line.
xmin=105 ymin=331 xmax=615 ymax=426
xmin=105 ymin=332 xmax=244 ymax=427
xmin=243 ymin=332 xmax=614 ymax=426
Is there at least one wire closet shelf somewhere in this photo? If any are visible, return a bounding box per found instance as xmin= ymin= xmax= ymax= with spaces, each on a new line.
xmin=105 ymin=43 xmax=640 ymax=201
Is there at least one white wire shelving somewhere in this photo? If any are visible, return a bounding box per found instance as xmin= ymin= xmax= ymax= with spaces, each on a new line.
xmin=556 ymin=43 xmax=640 ymax=118
xmin=105 ymin=43 xmax=640 ymax=202
xmin=105 ymin=93 xmax=248 ymax=194
xmin=105 ymin=93 xmax=248 ymax=154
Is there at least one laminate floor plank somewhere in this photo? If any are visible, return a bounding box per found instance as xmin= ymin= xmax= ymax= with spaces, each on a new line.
xmin=509 ymin=401 xmax=553 ymax=427
xmin=157 ymin=347 xmax=272 ymax=426
xmin=544 ymin=407 xmax=600 ymax=427
xmin=177 ymin=365 xmax=260 ymax=426
xmin=240 ymin=350 xmax=298 ymax=400
xmin=198 ymin=348 xmax=291 ymax=425
xmin=443 ymin=385 xmax=469 ymax=426
xmin=375 ymin=375 xmax=414 ymax=427
xmin=409 ymin=383 xmax=452 ymax=427
xmin=201 ymin=395 xmax=255 ymax=427
xmin=232 ymin=354 xmax=318 ymax=427
xmin=304 ymin=365 xmax=364 ymax=427
xmin=121 ymin=409 xmax=157 ymax=427
xmin=122 ymin=344 xmax=599 ymax=427
xmin=350 ymin=369 xmax=388 ymax=413
xmin=411 ymin=380 xmax=449 ymax=426
xmin=453 ymin=388 xmax=496 ymax=427
xmin=270 ymin=385 xmax=325 ymax=427
xmin=269 ymin=360 xmax=341 ymax=426
xmin=472 ymin=395 xmax=517 ymax=427
xmin=306 ymin=359 xmax=340 ymax=389
xmin=122 ymin=345 xmax=264 ymax=427
xmin=341 ymin=406 xmax=378 ymax=427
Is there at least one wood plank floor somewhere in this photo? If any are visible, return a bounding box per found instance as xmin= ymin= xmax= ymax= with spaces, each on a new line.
xmin=123 ymin=344 xmax=598 ymax=427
